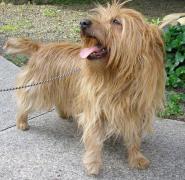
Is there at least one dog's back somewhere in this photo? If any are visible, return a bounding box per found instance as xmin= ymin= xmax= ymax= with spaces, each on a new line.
xmin=5 ymin=38 xmax=82 ymax=130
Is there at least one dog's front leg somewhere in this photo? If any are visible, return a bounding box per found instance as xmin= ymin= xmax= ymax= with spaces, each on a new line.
xmin=124 ymin=122 xmax=150 ymax=169
xmin=83 ymin=127 xmax=103 ymax=175
xmin=81 ymin=117 xmax=104 ymax=175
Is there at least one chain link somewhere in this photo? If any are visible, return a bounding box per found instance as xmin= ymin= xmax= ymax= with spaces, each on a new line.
xmin=0 ymin=68 xmax=80 ymax=93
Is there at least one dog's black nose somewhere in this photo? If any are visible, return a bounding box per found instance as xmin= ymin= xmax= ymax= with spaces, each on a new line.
xmin=80 ymin=19 xmax=92 ymax=29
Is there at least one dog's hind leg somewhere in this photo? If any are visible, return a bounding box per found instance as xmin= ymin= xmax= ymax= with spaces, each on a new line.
xmin=16 ymin=93 xmax=32 ymax=131
xmin=124 ymin=122 xmax=150 ymax=169
xmin=16 ymin=104 xmax=29 ymax=131
xmin=56 ymin=104 xmax=69 ymax=119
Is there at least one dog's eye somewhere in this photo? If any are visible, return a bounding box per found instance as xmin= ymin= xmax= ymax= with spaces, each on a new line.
xmin=112 ymin=19 xmax=122 ymax=25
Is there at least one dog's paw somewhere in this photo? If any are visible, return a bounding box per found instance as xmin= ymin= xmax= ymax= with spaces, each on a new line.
xmin=129 ymin=156 xmax=150 ymax=169
xmin=58 ymin=113 xmax=68 ymax=119
xmin=84 ymin=161 xmax=101 ymax=175
xmin=16 ymin=122 xmax=29 ymax=131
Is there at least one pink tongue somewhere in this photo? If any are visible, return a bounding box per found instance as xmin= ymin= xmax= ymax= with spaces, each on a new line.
xmin=80 ymin=46 xmax=99 ymax=59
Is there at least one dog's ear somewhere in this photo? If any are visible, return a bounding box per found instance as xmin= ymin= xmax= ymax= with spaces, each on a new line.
xmin=142 ymin=24 xmax=165 ymax=59
xmin=136 ymin=24 xmax=165 ymax=112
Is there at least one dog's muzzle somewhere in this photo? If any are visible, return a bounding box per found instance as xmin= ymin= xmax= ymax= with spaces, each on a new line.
xmin=79 ymin=19 xmax=108 ymax=60
xmin=80 ymin=19 xmax=92 ymax=30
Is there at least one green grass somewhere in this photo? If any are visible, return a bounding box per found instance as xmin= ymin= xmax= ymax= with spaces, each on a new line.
xmin=159 ymin=91 xmax=185 ymax=119
xmin=0 ymin=19 xmax=33 ymax=33
xmin=0 ymin=24 xmax=17 ymax=32
xmin=42 ymin=8 xmax=58 ymax=17
xmin=149 ymin=17 xmax=162 ymax=25
xmin=4 ymin=54 xmax=28 ymax=67
xmin=17 ymin=19 xmax=33 ymax=29
xmin=69 ymin=25 xmax=80 ymax=37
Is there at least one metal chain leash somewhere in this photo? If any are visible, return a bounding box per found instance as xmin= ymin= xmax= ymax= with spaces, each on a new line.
xmin=0 ymin=68 xmax=81 ymax=93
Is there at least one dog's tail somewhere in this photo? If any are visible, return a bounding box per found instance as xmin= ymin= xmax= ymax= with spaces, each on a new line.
xmin=3 ymin=38 xmax=41 ymax=56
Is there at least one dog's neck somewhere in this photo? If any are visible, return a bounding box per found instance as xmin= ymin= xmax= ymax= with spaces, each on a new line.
xmin=81 ymin=59 xmax=135 ymax=88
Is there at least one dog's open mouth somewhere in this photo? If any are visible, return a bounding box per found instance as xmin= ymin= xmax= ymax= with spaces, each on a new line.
xmin=80 ymin=45 xmax=107 ymax=60
xmin=80 ymin=36 xmax=108 ymax=60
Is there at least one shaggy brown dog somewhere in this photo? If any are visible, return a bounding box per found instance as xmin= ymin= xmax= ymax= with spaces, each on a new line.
xmin=4 ymin=1 xmax=165 ymax=175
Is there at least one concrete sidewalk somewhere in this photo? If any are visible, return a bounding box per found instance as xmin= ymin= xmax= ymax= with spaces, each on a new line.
xmin=0 ymin=56 xmax=185 ymax=180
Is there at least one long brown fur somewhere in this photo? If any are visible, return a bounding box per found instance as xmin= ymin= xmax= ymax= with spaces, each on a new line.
xmin=4 ymin=1 xmax=166 ymax=175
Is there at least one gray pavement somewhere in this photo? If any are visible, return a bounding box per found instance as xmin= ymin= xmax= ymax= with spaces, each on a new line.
xmin=0 ymin=56 xmax=185 ymax=180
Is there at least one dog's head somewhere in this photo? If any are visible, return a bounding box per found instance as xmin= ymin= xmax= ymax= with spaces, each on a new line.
xmin=79 ymin=1 xmax=164 ymax=71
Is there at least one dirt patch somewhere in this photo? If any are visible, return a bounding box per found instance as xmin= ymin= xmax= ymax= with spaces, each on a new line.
xmin=127 ymin=0 xmax=185 ymax=18
xmin=0 ymin=4 xmax=85 ymax=53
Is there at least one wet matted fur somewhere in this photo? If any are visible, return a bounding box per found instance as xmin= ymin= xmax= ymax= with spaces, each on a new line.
xmin=4 ymin=1 xmax=165 ymax=175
